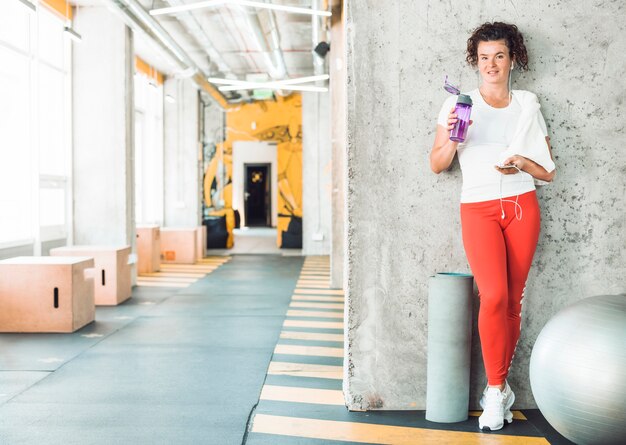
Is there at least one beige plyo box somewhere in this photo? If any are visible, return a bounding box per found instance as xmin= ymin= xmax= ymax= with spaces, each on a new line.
xmin=50 ymin=245 xmax=132 ymax=306
xmin=160 ymin=228 xmax=198 ymax=264
xmin=0 ymin=256 xmax=95 ymax=333
xmin=196 ymin=225 xmax=207 ymax=260
xmin=137 ymin=225 xmax=161 ymax=274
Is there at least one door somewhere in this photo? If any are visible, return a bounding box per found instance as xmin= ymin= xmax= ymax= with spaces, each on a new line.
xmin=244 ymin=164 xmax=271 ymax=227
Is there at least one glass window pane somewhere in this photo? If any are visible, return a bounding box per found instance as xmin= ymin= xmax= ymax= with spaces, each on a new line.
xmin=134 ymin=72 xmax=164 ymax=225
xmin=39 ymin=188 xmax=65 ymax=226
xmin=39 ymin=64 xmax=66 ymax=175
xmin=0 ymin=46 xmax=32 ymax=243
xmin=0 ymin=1 xmax=31 ymax=52
xmin=38 ymin=8 xmax=64 ymax=68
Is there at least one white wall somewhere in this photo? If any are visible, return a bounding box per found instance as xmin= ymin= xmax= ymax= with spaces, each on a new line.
xmin=232 ymin=141 xmax=278 ymax=228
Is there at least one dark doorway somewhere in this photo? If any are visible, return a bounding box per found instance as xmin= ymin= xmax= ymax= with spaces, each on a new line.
xmin=244 ymin=163 xmax=271 ymax=227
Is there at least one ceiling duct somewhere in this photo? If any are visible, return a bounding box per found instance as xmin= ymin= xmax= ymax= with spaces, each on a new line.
xmin=162 ymin=0 xmax=232 ymax=77
xmin=236 ymin=0 xmax=289 ymax=95
xmin=103 ymin=0 xmax=233 ymax=108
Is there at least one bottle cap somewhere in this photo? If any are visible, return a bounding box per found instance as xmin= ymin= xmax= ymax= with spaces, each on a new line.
xmin=443 ymin=75 xmax=461 ymax=95
xmin=456 ymin=94 xmax=473 ymax=106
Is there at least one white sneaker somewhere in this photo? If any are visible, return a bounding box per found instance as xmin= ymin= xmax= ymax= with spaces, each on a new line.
xmin=478 ymin=386 xmax=514 ymax=431
xmin=480 ymin=381 xmax=515 ymax=425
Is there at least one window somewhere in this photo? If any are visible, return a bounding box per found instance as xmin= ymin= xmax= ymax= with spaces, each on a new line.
xmin=134 ymin=66 xmax=164 ymax=225
xmin=0 ymin=3 xmax=71 ymax=249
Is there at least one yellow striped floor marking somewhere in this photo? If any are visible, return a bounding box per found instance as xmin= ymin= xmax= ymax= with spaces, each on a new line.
xmin=160 ymin=264 xmax=215 ymax=269
xmin=294 ymin=289 xmax=344 ymax=296
xmin=274 ymin=344 xmax=343 ymax=358
xmin=287 ymin=310 xmax=343 ymax=319
xmin=158 ymin=268 xmax=213 ymax=274
xmin=297 ymin=280 xmax=330 ymax=287
xmin=136 ymin=276 xmax=197 ymax=283
xmin=135 ymin=281 xmax=188 ymax=288
xmin=290 ymin=302 xmax=344 ymax=310
xmin=292 ymin=295 xmax=345 ymax=302
xmin=142 ymin=272 xmax=205 ymax=278
xmin=469 ymin=410 xmax=527 ymax=421
xmin=161 ymin=265 xmax=217 ymax=271
xmin=298 ymin=275 xmax=330 ymax=283
xmin=283 ymin=320 xmax=343 ymax=330
xmin=251 ymin=414 xmax=549 ymax=445
xmin=296 ymin=285 xmax=331 ymax=290
xmin=296 ymin=284 xmax=333 ymax=289
xmin=260 ymin=385 xmax=344 ymax=406
xmin=267 ymin=362 xmax=342 ymax=379
xmin=280 ymin=331 xmax=344 ymax=342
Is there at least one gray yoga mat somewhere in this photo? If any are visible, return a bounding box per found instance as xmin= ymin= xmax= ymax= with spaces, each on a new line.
xmin=425 ymin=272 xmax=474 ymax=423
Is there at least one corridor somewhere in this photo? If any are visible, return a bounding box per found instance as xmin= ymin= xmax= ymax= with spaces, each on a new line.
xmin=1 ymin=255 xmax=568 ymax=444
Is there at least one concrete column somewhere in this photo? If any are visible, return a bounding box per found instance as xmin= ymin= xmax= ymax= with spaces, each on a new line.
xmin=73 ymin=7 xmax=134 ymax=249
xmin=163 ymin=78 xmax=201 ymax=227
xmin=344 ymin=0 xmax=626 ymax=411
xmin=330 ymin=0 xmax=346 ymax=288
xmin=302 ymin=91 xmax=332 ymax=256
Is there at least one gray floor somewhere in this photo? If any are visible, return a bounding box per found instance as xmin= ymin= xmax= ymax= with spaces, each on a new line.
xmin=0 ymin=255 xmax=303 ymax=445
xmin=207 ymin=228 xmax=302 ymax=256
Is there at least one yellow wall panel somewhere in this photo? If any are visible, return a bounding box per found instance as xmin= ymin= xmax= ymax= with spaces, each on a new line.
xmin=203 ymin=94 xmax=303 ymax=248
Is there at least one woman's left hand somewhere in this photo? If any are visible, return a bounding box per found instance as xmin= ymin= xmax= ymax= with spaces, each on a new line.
xmin=494 ymin=155 xmax=528 ymax=175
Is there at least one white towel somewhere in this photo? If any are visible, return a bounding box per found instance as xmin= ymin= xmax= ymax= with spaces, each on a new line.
xmin=498 ymin=90 xmax=555 ymax=174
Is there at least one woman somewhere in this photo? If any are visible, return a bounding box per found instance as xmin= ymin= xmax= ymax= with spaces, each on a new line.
xmin=429 ymin=22 xmax=556 ymax=431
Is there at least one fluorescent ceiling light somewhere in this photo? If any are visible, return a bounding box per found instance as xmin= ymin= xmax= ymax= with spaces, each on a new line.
xmin=209 ymin=74 xmax=329 ymax=86
xmin=16 ymin=0 xmax=36 ymax=13
xmin=150 ymin=0 xmax=331 ymax=17
xmin=218 ymin=82 xmax=328 ymax=93
xmin=64 ymin=27 xmax=83 ymax=43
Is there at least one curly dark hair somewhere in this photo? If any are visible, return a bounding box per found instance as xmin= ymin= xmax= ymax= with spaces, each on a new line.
xmin=466 ymin=22 xmax=529 ymax=71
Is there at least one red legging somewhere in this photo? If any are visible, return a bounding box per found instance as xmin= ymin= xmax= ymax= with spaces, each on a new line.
xmin=460 ymin=190 xmax=541 ymax=385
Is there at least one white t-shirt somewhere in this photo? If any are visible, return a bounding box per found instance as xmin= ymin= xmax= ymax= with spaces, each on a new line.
xmin=437 ymin=89 xmax=548 ymax=203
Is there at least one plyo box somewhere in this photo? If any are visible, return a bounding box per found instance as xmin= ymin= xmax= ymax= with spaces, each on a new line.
xmin=50 ymin=245 xmax=132 ymax=306
xmin=196 ymin=225 xmax=207 ymax=260
xmin=0 ymin=256 xmax=95 ymax=333
xmin=160 ymin=228 xmax=198 ymax=264
xmin=137 ymin=225 xmax=161 ymax=273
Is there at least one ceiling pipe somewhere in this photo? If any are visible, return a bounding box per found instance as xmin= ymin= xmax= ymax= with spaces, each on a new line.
xmin=236 ymin=0 xmax=289 ymax=95
xmin=162 ymin=0 xmax=233 ymax=77
xmin=103 ymin=0 xmax=233 ymax=108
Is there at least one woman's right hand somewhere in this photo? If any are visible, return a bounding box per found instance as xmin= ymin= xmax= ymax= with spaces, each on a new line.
xmin=446 ymin=107 xmax=459 ymax=133
xmin=446 ymin=107 xmax=473 ymax=136
xmin=429 ymin=107 xmax=473 ymax=174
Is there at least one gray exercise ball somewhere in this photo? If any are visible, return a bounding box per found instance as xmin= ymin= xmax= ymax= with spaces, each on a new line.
xmin=529 ymin=294 xmax=626 ymax=445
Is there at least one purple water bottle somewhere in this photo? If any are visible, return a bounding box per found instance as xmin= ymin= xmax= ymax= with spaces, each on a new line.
xmin=449 ymin=94 xmax=472 ymax=143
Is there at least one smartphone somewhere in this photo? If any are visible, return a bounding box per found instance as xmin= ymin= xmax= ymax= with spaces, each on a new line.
xmin=497 ymin=164 xmax=517 ymax=169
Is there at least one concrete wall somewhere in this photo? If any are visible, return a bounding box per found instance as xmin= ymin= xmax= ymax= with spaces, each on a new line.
xmin=330 ymin=0 xmax=347 ymax=288
xmin=344 ymin=0 xmax=626 ymax=410
xmin=303 ymin=92 xmax=332 ymax=255
xmin=163 ymin=78 xmax=201 ymax=228
xmin=73 ymin=7 xmax=135 ymax=249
